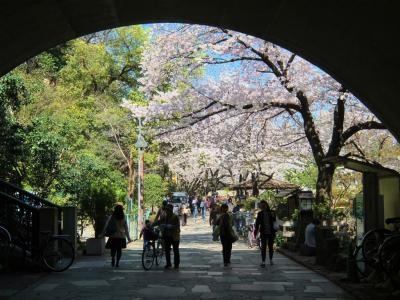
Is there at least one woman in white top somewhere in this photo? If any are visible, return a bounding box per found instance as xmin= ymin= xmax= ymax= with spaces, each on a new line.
xmin=101 ymin=204 xmax=131 ymax=267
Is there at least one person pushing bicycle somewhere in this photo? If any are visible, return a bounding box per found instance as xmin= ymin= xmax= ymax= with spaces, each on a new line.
xmin=153 ymin=204 xmax=180 ymax=269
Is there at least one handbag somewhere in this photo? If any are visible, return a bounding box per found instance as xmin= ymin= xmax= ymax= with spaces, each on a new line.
xmin=212 ymin=225 xmax=220 ymax=239
xmin=230 ymin=225 xmax=239 ymax=243
xmin=273 ymin=221 xmax=279 ymax=231
xmin=104 ymin=217 xmax=117 ymax=237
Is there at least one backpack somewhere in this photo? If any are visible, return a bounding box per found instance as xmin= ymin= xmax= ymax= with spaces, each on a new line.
xmin=104 ymin=216 xmax=117 ymax=237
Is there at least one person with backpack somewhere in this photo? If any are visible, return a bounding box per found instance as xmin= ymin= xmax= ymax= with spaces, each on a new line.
xmin=218 ymin=204 xmax=237 ymax=266
xmin=101 ymin=204 xmax=132 ymax=268
xmin=254 ymin=200 xmax=277 ymax=267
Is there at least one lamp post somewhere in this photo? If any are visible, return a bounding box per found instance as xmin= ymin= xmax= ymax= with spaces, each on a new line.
xmin=134 ymin=117 xmax=148 ymax=239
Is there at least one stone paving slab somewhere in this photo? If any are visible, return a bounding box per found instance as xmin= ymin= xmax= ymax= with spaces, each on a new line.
xmin=1 ymin=216 xmax=355 ymax=300
xmin=231 ymin=283 xmax=285 ymax=292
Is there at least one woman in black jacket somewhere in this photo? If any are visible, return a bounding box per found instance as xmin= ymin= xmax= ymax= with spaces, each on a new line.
xmin=254 ymin=200 xmax=276 ymax=267
xmin=218 ymin=204 xmax=234 ymax=266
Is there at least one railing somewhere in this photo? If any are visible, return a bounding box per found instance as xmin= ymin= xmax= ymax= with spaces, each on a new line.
xmin=0 ymin=191 xmax=40 ymax=255
xmin=0 ymin=180 xmax=62 ymax=233
xmin=126 ymin=212 xmax=138 ymax=240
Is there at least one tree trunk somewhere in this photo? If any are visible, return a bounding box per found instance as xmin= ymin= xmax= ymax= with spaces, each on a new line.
xmin=251 ymin=172 xmax=259 ymax=196
xmin=315 ymin=164 xmax=335 ymax=205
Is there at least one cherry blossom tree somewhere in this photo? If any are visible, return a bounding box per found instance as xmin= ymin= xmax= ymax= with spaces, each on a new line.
xmin=126 ymin=24 xmax=388 ymax=204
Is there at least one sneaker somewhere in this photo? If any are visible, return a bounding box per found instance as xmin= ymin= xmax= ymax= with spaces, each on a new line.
xmin=174 ymin=265 xmax=179 ymax=269
xmin=260 ymin=262 xmax=266 ymax=268
xmin=164 ymin=265 xmax=172 ymax=269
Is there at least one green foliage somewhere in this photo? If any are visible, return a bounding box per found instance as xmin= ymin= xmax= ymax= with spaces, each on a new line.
xmin=284 ymin=162 xmax=317 ymax=189
xmin=22 ymin=117 xmax=66 ymax=197
xmin=312 ymin=202 xmax=346 ymax=222
xmin=243 ymin=196 xmax=258 ymax=211
xmin=0 ymin=73 xmax=30 ymax=110
xmin=144 ymin=173 xmax=167 ymax=211
xmin=0 ymin=26 xmax=175 ymax=238
xmin=274 ymin=232 xmax=285 ymax=247
xmin=0 ymin=73 xmax=29 ymax=182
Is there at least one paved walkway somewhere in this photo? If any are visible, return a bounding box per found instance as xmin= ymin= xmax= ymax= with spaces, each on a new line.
xmin=1 ymin=217 xmax=354 ymax=300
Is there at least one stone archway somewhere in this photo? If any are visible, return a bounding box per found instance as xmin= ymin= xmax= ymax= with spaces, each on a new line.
xmin=1 ymin=1 xmax=400 ymax=138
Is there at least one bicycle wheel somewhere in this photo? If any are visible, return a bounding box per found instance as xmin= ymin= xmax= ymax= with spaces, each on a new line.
xmin=361 ymin=229 xmax=391 ymax=265
xmin=0 ymin=227 xmax=11 ymax=270
xmin=378 ymin=234 xmax=400 ymax=278
xmin=155 ymin=239 xmax=164 ymax=266
xmin=42 ymin=237 xmax=75 ymax=272
xmin=353 ymin=245 xmax=369 ymax=278
xmin=142 ymin=243 xmax=154 ymax=270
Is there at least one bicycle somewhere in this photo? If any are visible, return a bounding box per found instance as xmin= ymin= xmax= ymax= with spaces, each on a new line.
xmin=141 ymin=227 xmax=164 ymax=270
xmin=353 ymin=243 xmax=369 ymax=279
xmin=0 ymin=225 xmax=11 ymax=270
xmin=361 ymin=217 xmax=400 ymax=268
xmin=0 ymin=224 xmax=28 ymax=270
xmin=39 ymin=231 xmax=75 ymax=272
xmin=377 ymin=231 xmax=400 ymax=282
xmin=0 ymin=224 xmax=75 ymax=272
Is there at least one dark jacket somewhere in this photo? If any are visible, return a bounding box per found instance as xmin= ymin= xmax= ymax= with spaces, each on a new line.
xmin=219 ymin=213 xmax=233 ymax=237
xmin=254 ymin=209 xmax=276 ymax=236
xmin=159 ymin=212 xmax=180 ymax=242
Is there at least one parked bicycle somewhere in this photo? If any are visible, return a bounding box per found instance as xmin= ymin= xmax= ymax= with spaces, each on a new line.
xmin=0 ymin=224 xmax=75 ymax=272
xmin=378 ymin=234 xmax=400 ymax=280
xmin=141 ymin=226 xmax=164 ymax=270
xmin=354 ymin=217 xmax=400 ymax=279
xmin=361 ymin=217 xmax=400 ymax=265
xmin=0 ymin=225 xmax=11 ymax=270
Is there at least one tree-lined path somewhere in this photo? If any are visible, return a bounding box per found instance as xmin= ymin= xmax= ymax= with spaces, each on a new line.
xmin=2 ymin=218 xmax=353 ymax=300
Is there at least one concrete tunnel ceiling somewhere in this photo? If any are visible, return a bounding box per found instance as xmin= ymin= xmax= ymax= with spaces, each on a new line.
xmin=1 ymin=1 xmax=400 ymax=139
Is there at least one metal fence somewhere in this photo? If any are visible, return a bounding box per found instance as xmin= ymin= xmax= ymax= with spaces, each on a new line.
xmin=126 ymin=213 xmax=138 ymax=240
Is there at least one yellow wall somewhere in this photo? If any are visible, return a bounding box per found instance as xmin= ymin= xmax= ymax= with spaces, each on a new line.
xmin=379 ymin=177 xmax=400 ymax=226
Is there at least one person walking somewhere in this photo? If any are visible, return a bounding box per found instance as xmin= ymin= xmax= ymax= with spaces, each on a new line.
xmin=159 ymin=204 xmax=180 ymax=269
xmin=155 ymin=200 xmax=168 ymax=223
xmin=181 ymin=204 xmax=189 ymax=226
xmin=210 ymin=204 xmax=220 ymax=241
xmin=101 ymin=204 xmax=132 ymax=268
xmin=192 ymin=196 xmax=198 ymax=222
xmin=200 ymin=199 xmax=206 ymax=223
xmin=254 ymin=200 xmax=276 ymax=267
xmin=218 ymin=204 xmax=234 ymax=266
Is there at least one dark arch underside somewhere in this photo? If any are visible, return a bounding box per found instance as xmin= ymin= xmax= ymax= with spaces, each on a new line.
xmin=1 ymin=1 xmax=400 ymax=139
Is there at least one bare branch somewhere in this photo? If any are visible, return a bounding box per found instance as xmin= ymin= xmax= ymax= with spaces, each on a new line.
xmin=342 ymin=121 xmax=386 ymax=143
xmin=108 ymin=122 xmax=129 ymax=163
xmin=278 ymin=136 xmax=307 ymax=147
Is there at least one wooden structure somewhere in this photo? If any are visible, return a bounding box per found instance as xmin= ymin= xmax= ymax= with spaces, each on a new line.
xmin=275 ymin=189 xmax=314 ymax=219
xmin=324 ymin=156 xmax=400 ymax=236
xmin=230 ymin=176 xmax=298 ymax=197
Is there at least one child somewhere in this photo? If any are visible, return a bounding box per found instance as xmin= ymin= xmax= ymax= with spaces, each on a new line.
xmin=140 ymin=220 xmax=157 ymax=249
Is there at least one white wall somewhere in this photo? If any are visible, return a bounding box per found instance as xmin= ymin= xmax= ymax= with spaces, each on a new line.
xmin=379 ymin=177 xmax=400 ymax=227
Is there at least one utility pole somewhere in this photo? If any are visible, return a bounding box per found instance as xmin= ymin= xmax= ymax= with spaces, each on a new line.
xmin=135 ymin=117 xmax=147 ymax=239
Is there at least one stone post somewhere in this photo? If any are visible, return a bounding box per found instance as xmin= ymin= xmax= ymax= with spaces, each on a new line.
xmin=63 ymin=206 xmax=77 ymax=252
xmin=38 ymin=207 xmax=58 ymax=234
